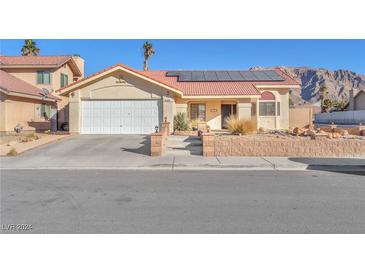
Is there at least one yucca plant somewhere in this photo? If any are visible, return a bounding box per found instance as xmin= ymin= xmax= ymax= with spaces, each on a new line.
xmin=174 ymin=112 xmax=190 ymax=131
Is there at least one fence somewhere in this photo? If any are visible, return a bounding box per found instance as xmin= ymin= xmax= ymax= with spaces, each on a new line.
xmin=289 ymin=108 xmax=313 ymax=129
xmin=315 ymin=110 xmax=365 ymax=125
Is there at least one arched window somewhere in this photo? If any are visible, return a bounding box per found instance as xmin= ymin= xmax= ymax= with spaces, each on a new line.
xmin=260 ymin=91 xmax=276 ymax=101
xmin=259 ymin=91 xmax=280 ymax=116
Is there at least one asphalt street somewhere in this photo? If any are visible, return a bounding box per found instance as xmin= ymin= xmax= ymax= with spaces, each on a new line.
xmin=1 ymin=169 xmax=364 ymax=233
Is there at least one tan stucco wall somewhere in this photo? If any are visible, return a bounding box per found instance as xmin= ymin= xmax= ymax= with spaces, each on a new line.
xmin=289 ymin=107 xmax=313 ymax=129
xmin=4 ymin=63 xmax=75 ymax=92
xmin=68 ymin=71 xmax=174 ymax=133
xmin=0 ymin=93 xmax=55 ymax=133
xmin=3 ymin=60 xmax=83 ymax=128
xmin=175 ymin=98 xmax=248 ymax=130
xmin=354 ymin=92 xmax=365 ymax=110
xmin=257 ymin=88 xmax=290 ymax=130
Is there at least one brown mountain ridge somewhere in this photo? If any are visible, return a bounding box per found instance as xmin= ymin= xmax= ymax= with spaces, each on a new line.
xmin=251 ymin=66 xmax=365 ymax=107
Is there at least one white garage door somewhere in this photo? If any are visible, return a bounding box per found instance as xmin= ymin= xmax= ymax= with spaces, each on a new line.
xmin=81 ymin=100 xmax=160 ymax=134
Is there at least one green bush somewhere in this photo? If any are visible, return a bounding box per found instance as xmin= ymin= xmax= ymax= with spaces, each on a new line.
xmin=174 ymin=112 xmax=190 ymax=131
xmin=7 ymin=148 xmax=18 ymax=156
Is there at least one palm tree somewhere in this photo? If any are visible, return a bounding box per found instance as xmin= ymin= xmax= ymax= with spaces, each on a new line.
xmin=21 ymin=39 xmax=40 ymax=56
xmin=319 ymin=85 xmax=328 ymax=112
xmin=142 ymin=41 xmax=155 ymax=71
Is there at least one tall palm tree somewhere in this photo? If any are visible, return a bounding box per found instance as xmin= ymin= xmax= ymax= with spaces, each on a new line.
xmin=21 ymin=39 xmax=40 ymax=56
xmin=319 ymin=85 xmax=328 ymax=112
xmin=142 ymin=41 xmax=155 ymax=71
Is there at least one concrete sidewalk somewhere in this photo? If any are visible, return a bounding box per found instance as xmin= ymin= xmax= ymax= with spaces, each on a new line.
xmin=1 ymin=154 xmax=365 ymax=171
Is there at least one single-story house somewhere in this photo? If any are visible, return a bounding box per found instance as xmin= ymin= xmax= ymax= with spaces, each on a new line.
xmin=0 ymin=70 xmax=59 ymax=133
xmin=57 ymin=64 xmax=300 ymax=134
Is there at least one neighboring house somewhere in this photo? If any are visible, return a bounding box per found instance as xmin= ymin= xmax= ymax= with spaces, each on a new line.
xmin=0 ymin=70 xmax=58 ymax=133
xmin=314 ymin=90 xmax=365 ymax=125
xmin=57 ymin=64 xmax=300 ymax=134
xmin=346 ymin=89 xmax=365 ymax=111
xmin=0 ymin=55 xmax=84 ymax=132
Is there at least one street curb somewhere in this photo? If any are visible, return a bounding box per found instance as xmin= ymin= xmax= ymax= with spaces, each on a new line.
xmin=1 ymin=165 xmax=364 ymax=172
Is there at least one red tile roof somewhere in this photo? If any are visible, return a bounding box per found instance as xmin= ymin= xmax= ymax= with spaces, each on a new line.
xmin=58 ymin=64 xmax=300 ymax=97
xmin=0 ymin=70 xmax=58 ymax=100
xmin=0 ymin=55 xmax=72 ymax=67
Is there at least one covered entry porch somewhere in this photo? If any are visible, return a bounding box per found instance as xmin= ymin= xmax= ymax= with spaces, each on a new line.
xmin=174 ymin=98 xmax=258 ymax=130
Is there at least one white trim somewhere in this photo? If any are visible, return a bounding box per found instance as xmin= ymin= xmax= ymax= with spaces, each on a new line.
xmin=255 ymin=85 xmax=300 ymax=89
xmin=182 ymin=95 xmax=261 ymax=99
xmin=59 ymin=66 xmax=184 ymax=97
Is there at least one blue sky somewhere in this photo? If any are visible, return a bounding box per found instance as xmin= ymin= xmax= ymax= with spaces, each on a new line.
xmin=1 ymin=39 xmax=364 ymax=75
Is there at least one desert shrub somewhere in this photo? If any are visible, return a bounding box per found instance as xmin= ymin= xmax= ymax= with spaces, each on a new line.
xmin=174 ymin=112 xmax=190 ymax=131
xmin=26 ymin=133 xmax=39 ymax=140
xmin=7 ymin=148 xmax=17 ymax=156
xmin=225 ymin=115 xmax=256 ymax=135
xmin=190 ymin=119 xmax=199 ymax=130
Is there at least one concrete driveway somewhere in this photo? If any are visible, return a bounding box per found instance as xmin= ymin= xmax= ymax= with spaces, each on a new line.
xmin=1 ymin=135 xmax=173 ymax=169
xmin=2 ymin=134 xmax=364 ymax=171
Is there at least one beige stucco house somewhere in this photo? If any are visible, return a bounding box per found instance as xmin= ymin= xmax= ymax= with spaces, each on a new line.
xmin=0 ymin=55 xmax=84 ymax=133
xmin=0 ymin=69 xmax=58 ymax=132
xmin=57 ymin=64 xmax=300 ymax=134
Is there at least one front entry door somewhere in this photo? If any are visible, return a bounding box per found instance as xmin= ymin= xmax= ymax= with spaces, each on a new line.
xmin=221 ymin=104 xmax=236 ymax=129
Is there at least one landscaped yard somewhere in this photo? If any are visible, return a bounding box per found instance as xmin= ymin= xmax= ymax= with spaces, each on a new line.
xmin=0 ymin=132 xmax=70 ymax=156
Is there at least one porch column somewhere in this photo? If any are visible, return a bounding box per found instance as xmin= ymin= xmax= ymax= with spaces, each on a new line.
xmin=237 ymin=103 xmax=252 ymax=121
xmin=162 ymin=96 xmax=174 ymax=133
xmin=175 ymin=103 xmax=188 ymax=115
xmin=69 ymin=90 xmax=81 ymax=134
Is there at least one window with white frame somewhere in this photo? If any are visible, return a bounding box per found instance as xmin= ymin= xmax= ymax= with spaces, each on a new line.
xmin=259 ymin=91 xmax=280 ymax=116
xmin=259 ymin=102 xmax=276 ymax=116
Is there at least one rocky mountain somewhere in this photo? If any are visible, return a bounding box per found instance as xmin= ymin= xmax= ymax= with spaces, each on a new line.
xmin=251 ymin=66 xmax=365 ymax=107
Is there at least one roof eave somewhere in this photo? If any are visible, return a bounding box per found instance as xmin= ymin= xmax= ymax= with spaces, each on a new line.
xmin=57 ymin=65 xmax=184 ymax=97
xmin=255 ymin=84 xmax=301 ymax=89
xmin=181 ymin=94 xmax=261 ymax=99
xmin=0 ymin=88 xmax=58 ymax=102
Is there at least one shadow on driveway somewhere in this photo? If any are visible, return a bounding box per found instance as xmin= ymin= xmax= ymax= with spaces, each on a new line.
xmin=289 ymin=157 xmax=365 ymax=176
xmin=120 ymin=135 xmax=151 ymax=156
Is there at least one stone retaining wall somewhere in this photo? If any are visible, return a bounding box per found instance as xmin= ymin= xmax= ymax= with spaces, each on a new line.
xmin=202 ymin=134 xmax=365 ymax=157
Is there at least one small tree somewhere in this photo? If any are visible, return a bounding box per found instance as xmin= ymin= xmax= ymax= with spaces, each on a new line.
xmin=332 ymin=100 xmax=347 ymax=111
xmin=21 ymin=39 xmax=40 ymax=56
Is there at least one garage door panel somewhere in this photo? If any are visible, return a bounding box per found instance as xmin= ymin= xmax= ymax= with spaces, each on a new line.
xmin=81 ymin=100 xmax=160 ymax=134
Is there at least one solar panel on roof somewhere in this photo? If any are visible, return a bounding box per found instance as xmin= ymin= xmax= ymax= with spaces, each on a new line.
xmin=191 ymin=71 xmax=205 ymax=81
xmin=165 ymin=70 xmax=284 ymax=82
xmin=227 ymin=71 xmax=244 ymax=81
xmin=178 ymin=72 xmax=192 ymax=81
xmin=239 ymin=71 xmax=254 ymax=80
xmin=252 ymin=71 xmax=272 ymax=81
xmin=204 ymin=71 xmax=218 ymax=81
xmin=216 ymin=71 xmax=231 ymax=81
xmin=264 ymin=70 xmax=284 ymax=80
